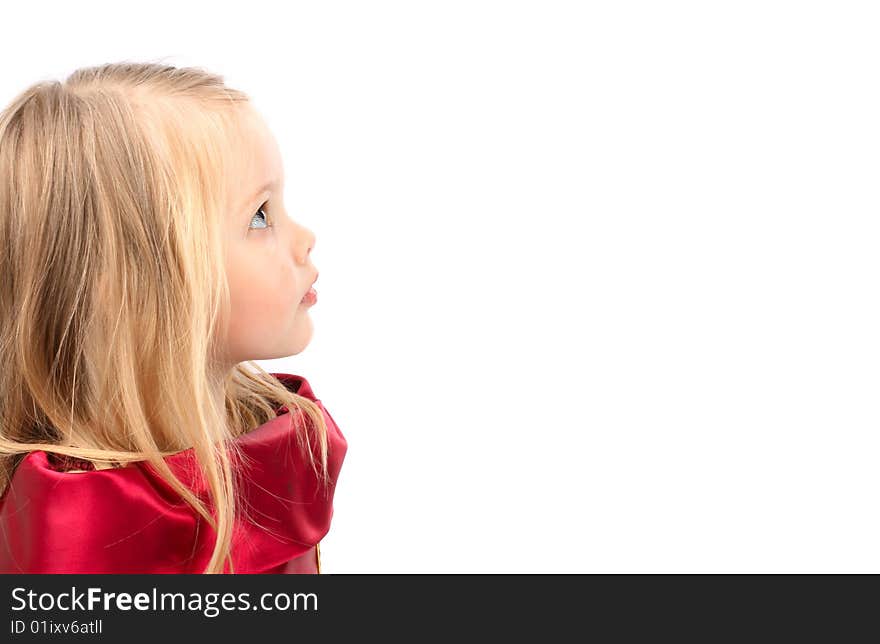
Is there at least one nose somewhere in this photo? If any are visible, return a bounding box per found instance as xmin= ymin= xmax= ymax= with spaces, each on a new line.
xmin=293 ymin=222 xmax=316 ymax=265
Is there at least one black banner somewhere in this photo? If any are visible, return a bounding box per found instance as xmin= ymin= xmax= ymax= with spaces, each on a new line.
xmin=0 ymin=574 xmax=873 ymax=640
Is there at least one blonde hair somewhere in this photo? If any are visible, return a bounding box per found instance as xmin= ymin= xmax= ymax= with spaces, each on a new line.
xmin=0 ymin=61 xmax=332 ymax=573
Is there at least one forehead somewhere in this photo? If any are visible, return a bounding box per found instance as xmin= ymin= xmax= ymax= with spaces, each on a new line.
xmin=230 ymin=106 xmax=284 ymax=187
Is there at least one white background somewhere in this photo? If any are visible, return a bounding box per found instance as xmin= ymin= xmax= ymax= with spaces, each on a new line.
xmin=2 ymin=1 xmax=879 ymax=572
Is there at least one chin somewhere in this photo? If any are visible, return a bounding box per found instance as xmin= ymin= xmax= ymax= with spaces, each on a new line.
xmin=290 ymin=329 xmax=314 ymax=355
xmin=289 ymin=340 xmax=311 ymax=355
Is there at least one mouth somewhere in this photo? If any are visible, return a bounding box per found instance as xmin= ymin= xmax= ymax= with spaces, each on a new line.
xmin=300 ymin=272 xmax=319 ymax=306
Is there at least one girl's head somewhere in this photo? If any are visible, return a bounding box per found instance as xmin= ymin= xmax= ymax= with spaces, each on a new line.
xmin=0 ymin=61 xmax=331 ymax=573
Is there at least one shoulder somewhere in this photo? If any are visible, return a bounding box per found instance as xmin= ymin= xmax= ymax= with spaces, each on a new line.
xmin=0 ymin=451 xmax=199 ymax=573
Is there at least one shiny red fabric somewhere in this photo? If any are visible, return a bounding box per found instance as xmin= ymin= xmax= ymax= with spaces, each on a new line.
xmin=0 ymin=373 xmax=347 ymax=574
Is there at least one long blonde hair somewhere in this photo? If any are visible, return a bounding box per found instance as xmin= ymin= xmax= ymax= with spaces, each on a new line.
xmin=0 ymin=61 xmax=332 ymax=573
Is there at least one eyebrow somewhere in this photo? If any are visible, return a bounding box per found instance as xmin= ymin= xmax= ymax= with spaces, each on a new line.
xmin=242 ymin=179 xmax=280 ymax=211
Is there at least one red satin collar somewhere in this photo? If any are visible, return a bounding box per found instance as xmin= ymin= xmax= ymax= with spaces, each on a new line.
xmin=0 ymin=373 xmax=347 ymax=573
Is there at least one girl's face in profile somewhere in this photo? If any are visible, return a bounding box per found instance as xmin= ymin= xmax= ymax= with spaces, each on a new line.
xmin=220 ymin=106 xmax=318 ymax=367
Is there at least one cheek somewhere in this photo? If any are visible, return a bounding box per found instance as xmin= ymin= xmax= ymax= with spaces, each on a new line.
xmin=227 ymin=257 xmax=292 ymax=330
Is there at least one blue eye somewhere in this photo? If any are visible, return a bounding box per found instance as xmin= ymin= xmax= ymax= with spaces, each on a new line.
xmin=249 ymin=202 xmax=272 ymax=230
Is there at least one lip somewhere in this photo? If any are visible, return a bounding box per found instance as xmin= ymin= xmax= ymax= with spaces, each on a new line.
xmin=301 ymin=287 xmax=317 ymax=306
xmin=300 ymin=271 xmax=319 ymax=306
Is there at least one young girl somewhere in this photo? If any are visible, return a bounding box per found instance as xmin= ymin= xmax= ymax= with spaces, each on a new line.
xmin=0 ymin=62 xmax=347 ymax=574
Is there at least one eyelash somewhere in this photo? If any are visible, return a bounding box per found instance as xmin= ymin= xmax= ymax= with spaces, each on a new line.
xmin=249 ymin=202 xmax=273 ymax=230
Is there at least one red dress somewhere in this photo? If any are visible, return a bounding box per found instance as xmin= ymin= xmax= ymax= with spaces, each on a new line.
xmin=0 ymin=373 xmax=347 ymax=574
